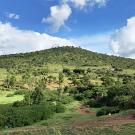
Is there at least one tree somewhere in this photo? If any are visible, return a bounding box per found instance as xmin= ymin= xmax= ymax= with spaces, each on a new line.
xmin=4 ymin=75 xmax=16 ymax=88
xmin=31 ymin=87 xmax=44 ymax=104
xmin=59 ymin=73 xmax=64 ymax=86
xmin=37 ymin=77 xmax=47 ymax=90
xmin=92 ymin=86 xmax=107 ymax=101
xmin=101 ymin=76 xmax=115 ymax=86
xmin=24 ymin=92 xmax=33 ymax=106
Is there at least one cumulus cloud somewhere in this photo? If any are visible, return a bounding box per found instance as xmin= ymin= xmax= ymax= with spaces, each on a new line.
xmin=43 ymin=0 xmax=108 ymax=32
xmin=0 ymin=22 xmax=75 ymax=55
xmin=7 ymin=13 xmax=20 ymax=20
xmin=64 ymin=0 xmax=108 ymax=9
xmin=110 ymin=16 xmax=135 ymax=58
xmin=42 ymin=4 xmax=72 ymax=32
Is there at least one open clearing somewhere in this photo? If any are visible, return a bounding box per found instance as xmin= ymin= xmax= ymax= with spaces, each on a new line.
xmin=0 ymin=91 xmax=24 ymax=104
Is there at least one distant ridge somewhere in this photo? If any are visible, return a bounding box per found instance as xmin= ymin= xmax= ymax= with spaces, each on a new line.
xmin=0 ymin=46 xmax=135 ymax=69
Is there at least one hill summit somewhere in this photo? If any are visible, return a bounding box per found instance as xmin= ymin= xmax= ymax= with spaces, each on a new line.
xmin=0 ymin=46 xmax=135 ymax=69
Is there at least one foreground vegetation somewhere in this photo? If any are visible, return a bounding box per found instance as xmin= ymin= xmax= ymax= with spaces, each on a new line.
xmin=0 ymin=47 xmax=135 ymax=134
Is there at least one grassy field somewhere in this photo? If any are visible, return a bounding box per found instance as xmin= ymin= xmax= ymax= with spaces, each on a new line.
xmin=0 ymin=91 xmax=24 ymax=104
xmin=36 ymin=101 xmax=98 ymax=127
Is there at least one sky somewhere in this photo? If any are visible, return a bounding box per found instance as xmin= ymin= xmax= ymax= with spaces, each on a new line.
xmin=0 ymin=0 xmax=135 ymax=58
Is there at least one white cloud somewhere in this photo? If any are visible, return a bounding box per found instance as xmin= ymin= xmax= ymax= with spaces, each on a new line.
xmin=70 ymin=0 xmax=87 ymax=9
xmin=64 ymin=0 xmax=108 ymax=9
xmin=43 ymin=0 xmax=108 ymax=32
xmin=0 ymin=22 xmax=75 ymax=55
xmin=7 ymin=13 xmax=20 ymax=20
xmin=110 ymin=16 xmax=135 ymax=58
xmin=70 ymin=32 xmax=111 ymax=54
xmin=42 ymin=4 xmax=72 ymax=32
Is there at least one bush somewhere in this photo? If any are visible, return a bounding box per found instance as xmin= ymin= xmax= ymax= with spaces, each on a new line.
xmin=56 ymin=103 xmax=65 ymax=113
xmin=12 ymin=101 xmax=24 ymax=107
xmin=0 ymin=103 xmax=55 ymax=128
xmin=14 ymin=90 xmax=26 ymax=95
xmin=61 ymin=96 xmax=74 ymax=104
xmin=114 ymin=95 xmax=132 ymax=109
xmin=96 ymin=106 xmax=120 ymax=117
xmin=63 ymin=68 xmax=71 ymax=75
xmin=6 ymin=93 xmax=14 ymax=97
xmin=87 ymin=99 xmax=101 ymax=108
xmin=73 ymin=69 xmax=85 ymax=74
xmin=0 ymin=114 xmax=6 ymax=127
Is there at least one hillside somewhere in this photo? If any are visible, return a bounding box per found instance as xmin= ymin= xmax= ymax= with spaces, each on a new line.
xmin=0 ymin=46 xmax=135 ymax=69
xmin=0 ymin=46 xmax=135 ymax=135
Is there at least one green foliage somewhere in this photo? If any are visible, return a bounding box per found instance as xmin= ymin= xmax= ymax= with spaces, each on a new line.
xmin=4 ymin=75 xmax=16 ymax=88
xmin=14 ymin=90 xmax=26 ymax=95
xmin=87 ymin=98 xmax=101 ymax=108
xmin=61 ymin=96 xmax=74 ymax=104
xmin=59 ymin=72 xmax=64 ymax=85
xmin=31 ymin=87 xmax=44 ymax=104
xmin=96 ymin=106 xmax=120 ymax=116
xmin=0 ymin=103 xmax=55 ymax=128
xmin=63 ymin=68 xmax=71 ymax=75
xmin=106 ymin=84 xmax=135 ymax=108
xmin=23 ymin=87 xmax=44 ymax=106
xmin=101 ymin=76 xmax=115 ymax=86
xmin=56 ymin=103 xmax=65 ymax=113
xmin=37 ymin=77 xmax=47 ymax=90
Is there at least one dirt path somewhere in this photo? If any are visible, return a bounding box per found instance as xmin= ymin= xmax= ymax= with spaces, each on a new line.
xmin=75 ymin=105 xmax=95 ymax=115
xmin=71 ymin=114 xmax=135 ymax=129
xmin=1 ymin=114 xmax=135 ymax=135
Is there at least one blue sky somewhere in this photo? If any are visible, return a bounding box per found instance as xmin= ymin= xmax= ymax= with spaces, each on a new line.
xmin=0 ymin=0 xmax=135 ymax=57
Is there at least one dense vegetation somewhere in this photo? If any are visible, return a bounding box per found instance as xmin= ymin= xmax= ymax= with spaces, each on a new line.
xmin=0 ymin=46 xmax=135 ymax=69
xmin=0 ymin=46 xmax=135 ymax=133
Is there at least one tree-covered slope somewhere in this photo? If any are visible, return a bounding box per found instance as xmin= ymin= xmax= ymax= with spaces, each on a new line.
xmin=0 ymin=46 xmax=135 ymax=69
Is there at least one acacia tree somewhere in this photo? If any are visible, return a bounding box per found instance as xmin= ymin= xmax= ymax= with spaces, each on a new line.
xmin=4 ymin=75 xmax=16 ymax=88
xmin=59 ymin=73 xmax=64 ymax=86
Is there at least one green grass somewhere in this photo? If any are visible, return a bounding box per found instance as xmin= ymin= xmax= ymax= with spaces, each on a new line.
xmin=36 ymin=101 xmax=97 ymax=127
xmin=0 ymin=91 xmax=24 ymax=104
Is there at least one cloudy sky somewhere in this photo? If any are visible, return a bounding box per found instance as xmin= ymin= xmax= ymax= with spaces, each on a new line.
xmin=0 ymin=0 xmax=135 ymax=58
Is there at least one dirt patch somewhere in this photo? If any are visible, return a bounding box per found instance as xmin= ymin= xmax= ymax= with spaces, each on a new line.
xmin=75 ymin=105 xmax=95 ymax=115
xmin=71 ymin=114 xmax=135 ymax=129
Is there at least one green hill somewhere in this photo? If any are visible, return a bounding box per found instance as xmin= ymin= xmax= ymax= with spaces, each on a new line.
xmin=0 ymin=46 xmax=135 ymax=69
xmin=0 ymin=46 xmax=135 ymax=134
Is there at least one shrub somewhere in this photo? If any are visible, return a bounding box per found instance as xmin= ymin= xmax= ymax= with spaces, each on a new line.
xmin=61 ymin=96 xmax=74 ymax=104
xmin=0 ymin=114 xmax=6 ymax=127
xmin=14 ymin=90 xmax=26 ymax=95
xmin=87 ymin=99 xmax=101 ymax=108
xmin=96 ymin=106 xmax=120 ymax=117
xmin=73 ymin=69 xmax=85 ymax=74
xmin=63 ymin=68 xmax=71 ymax=75
xmin=6 ymin=93 xmax=14 ymax=97
xmin=0 ymin=103 xmax=55 ymax=128
xmin=12 ymin=101 xmax=24 ymax=107
xmin=56 ymin=103 xmax=65 ymax=113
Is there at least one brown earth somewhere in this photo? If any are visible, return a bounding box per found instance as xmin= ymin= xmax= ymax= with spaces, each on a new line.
xmin=71 ymin=114 xmax=135 ymax=129
xmin=75 ymin=105 xmax=95 ymax=115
